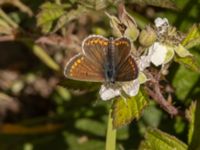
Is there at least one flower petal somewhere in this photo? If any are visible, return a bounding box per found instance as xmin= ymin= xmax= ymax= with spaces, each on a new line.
xmin=154 ymin=17 xmax=169 ymax=28
xmin=122 ymin=79 xmax=140 ymax=97
xmin=99 ymin=84 xmax=121 ymax=101
xmin=138 ymin=55 xmax=151 ymax=71
xmin=154 ymin=17 xmax=169 ymax=34
xmin=149 ymin=42 xmax=168 ymax=66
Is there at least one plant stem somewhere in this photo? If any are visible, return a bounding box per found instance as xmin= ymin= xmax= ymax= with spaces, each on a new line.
xmin=106 ymin=108 xmax=116 ymax=150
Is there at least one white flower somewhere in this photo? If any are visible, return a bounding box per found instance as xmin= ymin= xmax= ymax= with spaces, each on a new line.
xmin=99 ymin=79 xmax=141 ymax=101
xmin=138 ymin=55 xmax=151 ymax=71
xmin=99 ymin=84 xmax=121 ymax=101
xmin=121 ymin=79 xmax=140 ymax=96
xmin=154 ymin=17 xmax=169 ymax=28
xmin=154 ymin=17 xmax=169 ymax=34
xmin=147 ymin=42 xmax=192 ymax=67
xmin=145 ymin=17 xmax=193 ymax=67
xmin=148 ymin=42 xmax=168 ymax=66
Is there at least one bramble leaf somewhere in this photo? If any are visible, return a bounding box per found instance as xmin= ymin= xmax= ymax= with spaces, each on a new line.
xmin=139 ymin=128 xmax=188 ymax=150
xmin=186 ymin=101 xmax=196 ymax=144
xmin=182 ymin=24 xmax=200 ymax=49
xmin=37 ymin=2 xmax=67 ymax=33
xmin=188 ymin=100 xmax=200 ymax=150
xmin=52 ymin=5 xmax=87 ymax=32
xmin=79 ymin=0 xmax=109 ymax=10
xmin=174 ymin=56 xmax=200 ymax=73
xmin=172 ymin=65 xmax=199 ymax=101
xmin=112 ymin=89 xmax=148 ymax=129
xmin=174 ymin=44 xmax=192 ymax=58
xmin=0 ymin=18 xmax=13 ymax=35
xmin=131 ymin=0 xmax=177 ymax=9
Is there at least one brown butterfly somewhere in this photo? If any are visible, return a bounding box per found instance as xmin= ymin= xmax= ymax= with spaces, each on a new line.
xmin=64 ymin=35 xmax=138 ymax=83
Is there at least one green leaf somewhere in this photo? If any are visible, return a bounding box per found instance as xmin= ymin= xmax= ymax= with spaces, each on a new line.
xmin=182 ymin=24 xmax=200 ymax=49
xmin=79 ymin=0 xmax=109 ymax=10
xmin=112 ymin=89 xmax=148 ymax=129
xmin=37 ymin=2 xmax=67 ymax=33
xmin=0 ymin=9 xmax=18 ymax=28
xmin=186 ymin=101 xmax=196 ymax=144
xmin=0 ymin=18 xmax=13 ymax=35
xmin=142 ymin=102 xmax=163 ymax=128
xmin=75 ymin=118 xmax=106 ymax=137
xmin=139 ymin=128 xmax=188 ymax=150
xmin=174 ymin=44 xmax=192 ymax=58
xmin=40 ymin=2 xmax=70 ymax=9
xmin=63 ymin=131 xmax=105 ymax=150
xmin=174 ymin=56 xmax=200 ymax=73
xmin=184 ymin=37 xmax=200 ymax=49
xmin=188 ymin=100 xmax=200 ymax=150
xmin=131 ymin=0 xmax=177 ymax=9
xmin=172 ymin=66 xmax=199 ymax=101
xmin=53 ymin=5 xmax=87 ymax=32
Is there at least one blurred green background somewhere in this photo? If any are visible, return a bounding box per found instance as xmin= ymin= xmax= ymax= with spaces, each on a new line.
xmin=0 ymin=0 xmax=200 ymax=149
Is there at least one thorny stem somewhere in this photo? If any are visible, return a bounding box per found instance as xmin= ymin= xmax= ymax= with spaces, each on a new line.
xmin=145 ymin=86 xmax=179 ymax=116
xmin=145 ymin=70 xmax=185 ymax=117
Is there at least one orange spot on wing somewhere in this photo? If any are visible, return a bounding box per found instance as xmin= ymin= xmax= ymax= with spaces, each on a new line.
xmin=94 ymin=40 xmax=98 ymax=44
xmin=115 ymin=42 xmax=119 ymax=46
xmin=103 ymin=41 xmax=108 ymax=46
xmin=77 ymin=59 xmax=81 ymax=64
xmin=99 ymin=40 xmax=103 ymax=45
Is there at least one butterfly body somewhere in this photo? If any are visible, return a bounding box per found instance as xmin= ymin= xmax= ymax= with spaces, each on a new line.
xmin=105 ymin=37 xmax=116 ymax=83
xmin=64 ymin=35 xmax=138 ymax=83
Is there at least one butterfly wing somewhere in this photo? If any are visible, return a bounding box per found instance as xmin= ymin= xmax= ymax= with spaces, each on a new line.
xmin=114 ymin=37 xmax=131 ymax=67
xmin=113 ymin=37 xmax=138 ymax=81
xmin=64 ymin=54 xmax=105 ymax=82
xmin=115 ymin=55 xmax=138 ymax=81
xmin=64 ymin=35 xmax=110 ymax=82
xmin=82 ymin=35 xmax=109 ymax=67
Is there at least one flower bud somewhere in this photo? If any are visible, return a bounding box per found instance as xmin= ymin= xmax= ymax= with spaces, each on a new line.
xmin=139 ymin=26 xmax=157 ymax=47
xmin=124 ymin=24 xmax=139 ymax=42
xmin=105 ymin=12 xmax=123 ymax=37
xmin=118 ymin=5 xmax=139 ymax=41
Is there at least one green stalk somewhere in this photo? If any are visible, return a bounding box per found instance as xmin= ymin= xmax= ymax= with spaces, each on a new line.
xmin=106 ymin=108 xmax=116 ymax=150
xmin=21 ymin=39 xmax=60 ymax=72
